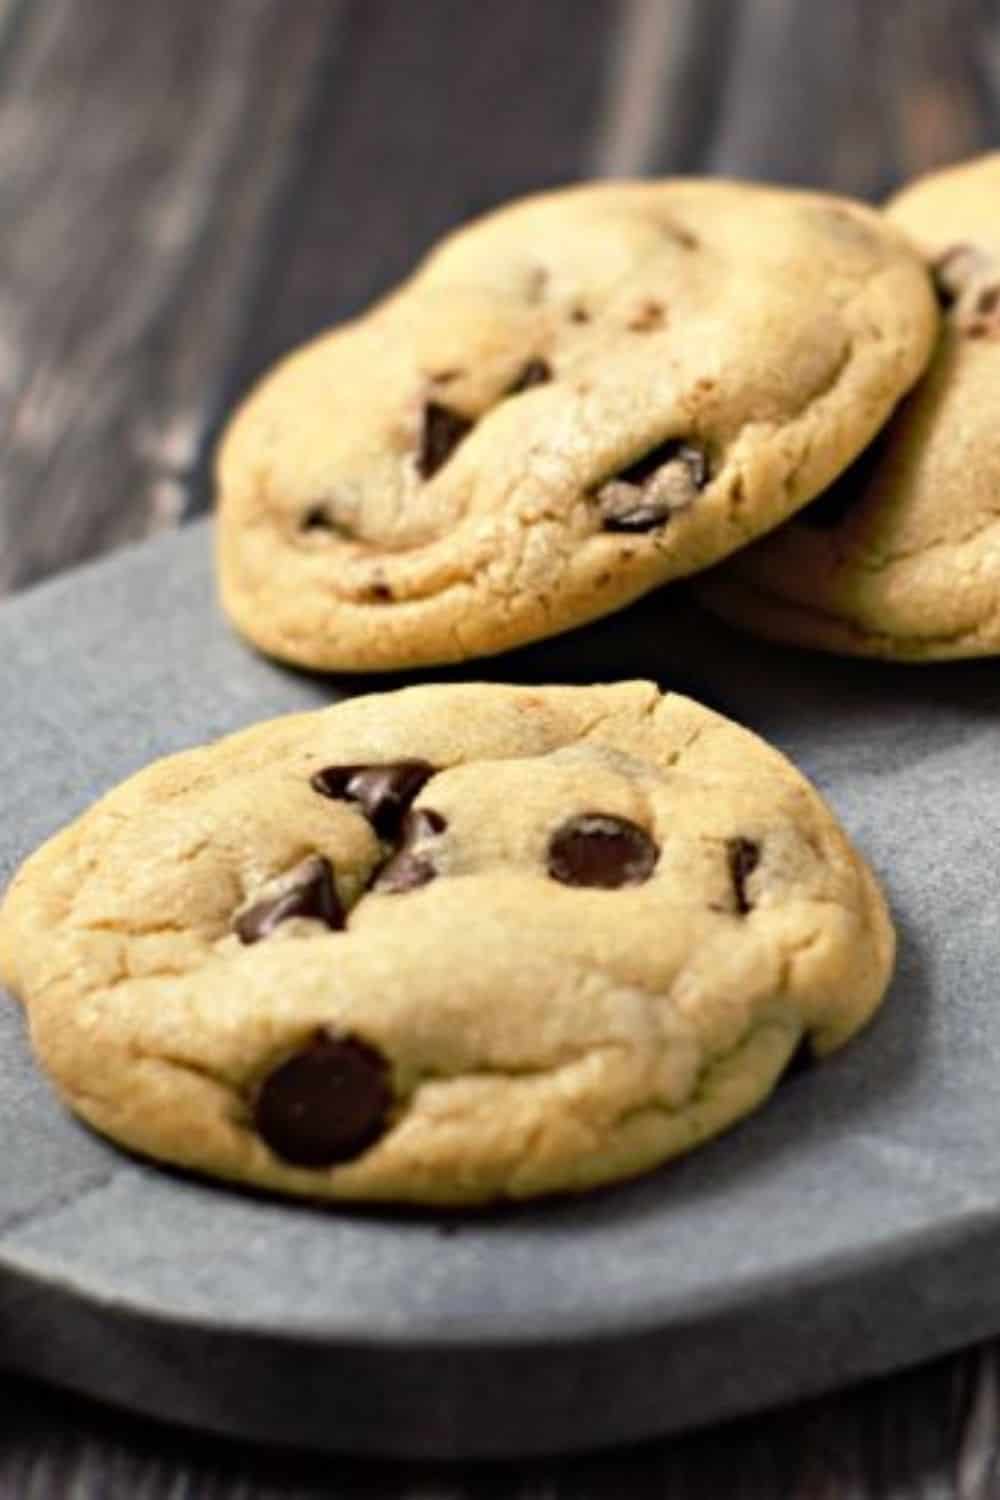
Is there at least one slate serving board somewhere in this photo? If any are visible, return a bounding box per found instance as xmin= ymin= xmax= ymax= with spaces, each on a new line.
xmin=1 ymin=521 xmax=999 ymax=1460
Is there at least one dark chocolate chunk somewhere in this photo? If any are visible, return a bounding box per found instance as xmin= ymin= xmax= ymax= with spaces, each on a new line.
xmin=933 ymin=243 xmax=992 ymax=306
xmin=547 ymin=814 xmax=658 ymax=889
xmin=507 ymin=358 xmax=552 ymax=394
xmin=374 ymin=853 xmax=437 ymax=894
xmin=311 ymin=761 xmax=434 ymax=838
xmin=254 ymin=1030 xmax=392 ymax=1166
xmin=418 ymin=402 xmax=473 ymax=479
xmin=597 ymin=441 xmax=709 ymax=533
xmin=617 ymin=440 xmax=708 ymax=490
xmin=235 ymin=856 xmax=345 ymax=944
xmin=408 ymin=808 xmax=447 ymax=837
xmin=600 ymin=498 xmax=675 ymax=532
xmin=373 ymin=807 xmax=447 ymax=893
xmin=961 ymin=278 xmax=1000 ymax=339
xmin=727 ymin=837 xmax=760 ymax=915
xmin=300 ymin=505 xmax=334 ymax=532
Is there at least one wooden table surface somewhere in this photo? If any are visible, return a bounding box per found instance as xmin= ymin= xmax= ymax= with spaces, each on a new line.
xmin=1 ymin=1 xmax=998 ymax=1493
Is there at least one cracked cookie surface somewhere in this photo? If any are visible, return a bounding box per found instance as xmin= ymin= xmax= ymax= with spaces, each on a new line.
xmin=215 ymin=179 xmax=935 ymax=671
xmin=699 ymin=154 xmax=1000 ymax=660
xmin=0 ymin=682 xmax=894 ymax=1205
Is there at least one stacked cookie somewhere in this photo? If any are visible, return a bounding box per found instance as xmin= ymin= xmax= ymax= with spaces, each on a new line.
xmin=698 ymin=155 xmax=1000 ymax=657
xmin=216 ymin=177 xmax=936 ymax=669
xmin=4 ymin=160 xmax=989 ymax=1206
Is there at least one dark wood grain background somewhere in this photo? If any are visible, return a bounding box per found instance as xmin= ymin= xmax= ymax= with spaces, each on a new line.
xmin=1 ymin=1 xmax=998 ymax=1494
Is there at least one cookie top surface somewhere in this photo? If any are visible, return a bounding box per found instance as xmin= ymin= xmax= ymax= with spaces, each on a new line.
xmin=698 ymin=155 xmax=1000 ymax=660
xmin=215 ymin=179 xmax=935 ymax=671
xmin=0 ymin=682 xmax=894 ymax=1205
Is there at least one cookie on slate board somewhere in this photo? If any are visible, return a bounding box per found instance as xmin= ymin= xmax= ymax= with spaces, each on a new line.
xmin=698 ymin=154 xmax=1000 ymax=660
xmin=0 ymin=683 xmax=894 ymax=1205
xmin=216 ymin=180 xmax=936 ymax=671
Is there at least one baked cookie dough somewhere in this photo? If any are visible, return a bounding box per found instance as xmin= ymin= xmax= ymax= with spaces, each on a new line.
xmin=699 ymin=154 xmax=1000 ymax=660
xmin=216 ymin=180 xmax=936 ymax=670
xmin=0 ymin=682 xmax=894 ymax=1205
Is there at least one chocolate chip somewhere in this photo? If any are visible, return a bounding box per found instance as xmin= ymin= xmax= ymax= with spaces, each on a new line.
xmin=506 ymin=358 xmax=552 ymax=394
xmin=409 ymin=808 xmax=447 ymax=836
xmin=235 ymin=856 xmax=345 ymax=944
xmin=958 ymin=277 xmax=1000 ymax=339
xmin=301 ymin=505 xmax=334 ymax=532
xmin=418 ymin=402 xmax=473 ymax=479
xmin=570 ymin=304 xmax=590 ymax=323
xmin=600 ymin=493 xmax=678 ymax=531
xmin=311 ymin=761 xmax=435 ymax=839
xmin=368 ymin=581 xmax=393 ymax=602
xmin=547 ymin=814 xmax=658 ymax=889
xmin=620 ymin=441 xmax=708 ymax=490
xmin=373 ymin=808 xmax=447 ymax=893
xmin=374 ymin=853 xmax=437 ymax=894
xmin=254 ymin=1030 xmax=392 ymax=1166
xmin=933 ymin=243 xmax=992 ymax=306
xmin=597 ymin=441 xmax=709 ymax=532
xmin=727 ymin=837 xmax=760 ymax=915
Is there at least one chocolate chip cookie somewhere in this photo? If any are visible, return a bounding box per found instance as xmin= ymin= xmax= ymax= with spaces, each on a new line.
xmin=699 ymin=154 xmax=1000 ymax=659
xmin=215 ymin=180 xmax=936 ymax=670
xmin=0 ymin=683 xmax=894 ymax=1204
